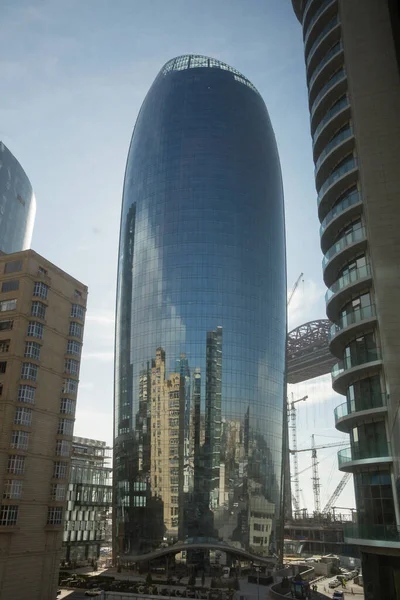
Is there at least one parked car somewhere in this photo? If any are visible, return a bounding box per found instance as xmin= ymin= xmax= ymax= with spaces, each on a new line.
xmin=329 ymin=579 xmax=340 ymax=588
xmin=85 ymin=590 xmax=102 ymax=597
xmin=332 ymin=592 xmax=344 ymax=600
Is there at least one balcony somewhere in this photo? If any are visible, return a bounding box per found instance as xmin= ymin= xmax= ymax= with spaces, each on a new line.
xmin=315 ymin=126 xmax=354 ymax=190
xmin=318 ymin=158 xmax=359 ymax=223
xmin=313 ymin=95 xmax=351 ymax=159
xmin=320 ymin=189 xmax=362 ymax=253
xmin=331 ymin=346 xmax=382 ymax=395
xmin=304 ymin=0 xmax=338 ymax=54
xmin=311 ymin=69 xmax=347 ymax=132
xmin=308 ymin=41 xmax=344 ymax=106
xmin=343 ymin=522 xmax=400 ymax=549
xmin=325 ymin=263 xmax=372 ymax=321
xmin=306 ymin=15 xmax=341 ymax=76
xmin=303 ymin=0 xmax=324 ymax=29
xmin=322 ymin=226 xmax=367 ymax=288
xmin=334 ymin=390 xmax=387 ymax=432
xmin=329 ymin=304 xmax=377 ymax=356
xmin=338 ymin=442 xmax=392 ymax=473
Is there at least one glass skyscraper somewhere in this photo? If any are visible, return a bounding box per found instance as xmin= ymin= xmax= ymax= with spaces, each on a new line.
xmin=114 ymin=55 xmax=286 ymax=559
xmin=0 ymin=142 xmax=36 ymax=254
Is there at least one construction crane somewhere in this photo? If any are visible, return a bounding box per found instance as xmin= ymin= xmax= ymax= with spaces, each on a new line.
xmin=287 ymin=272 xmax=304 ymax=307
xmin=290 ymin=439 xmax=347 ymax=513
xmin=322 ymin=473 xmax=351 ymax=513
xmin=288 ymin=394 xmax=308 ymax=511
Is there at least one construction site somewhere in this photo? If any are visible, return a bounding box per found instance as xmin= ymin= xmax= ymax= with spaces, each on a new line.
xmin=283 ymin=274 xmax=358 ymax=560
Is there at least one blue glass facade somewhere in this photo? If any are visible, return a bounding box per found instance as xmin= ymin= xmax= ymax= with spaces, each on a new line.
xmin=0 ymin=142 xmax=36 ymax=254
xmin=114 ymin=55 xmax=286 ymax=558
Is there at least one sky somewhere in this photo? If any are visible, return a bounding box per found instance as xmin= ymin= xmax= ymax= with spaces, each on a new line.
xmin=1 ymin=0 xmax=354 ymax=512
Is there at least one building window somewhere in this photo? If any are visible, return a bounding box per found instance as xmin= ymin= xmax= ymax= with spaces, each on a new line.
xmin=0 ymin=340 xmax=10 ymax=353
xmin=50 ymin=483 xmax=66 ymax=501
xmin=74 ymin=289 xmax=82 ymax=298
xmin=4 ymin=260 xmax=22 ymax=274
xmin=38 ymin=266 xmax=48 ymax=276
xmin=57 ymin=419 xmax=74 ymax=436
xmin=31 ymin=301 xmax=46 ymax=319
xmin=24 ymin=341 xmax=41 ymax=360
xmin=1 ymin=280 xmax=19 ymax=293
xmin=18 ymin=385 xmax=36 ymax=404
xmin=7 ymin=455 xmax=25 ymax=474
xmin=68 ymin=322 xmax=82 ymax=339
xmin=60 ymin=398 xmax=75 ymax=415
xmin=65 ymin=358 xmax=79 ymax=376
xmin=3 ymin=480 xmax=23 ymax=500
xmin=0 ymin=361 xmax=7 ymax=374
xmin=47 ymin=506 xmax=63 ymax=525
xmin=0 ymin=319 xmax=13 ymax=331
xmin=33 ymin=281 xmax=48 ymax=299
xmin=71 ymin=304 xmax=85 ymax=320
xmin=27 ymin=321 xmax=44 ymax=339
xmin=63 ymin=378 xmax=78 ymax=395
xmin=11 ymin=430 xmax=30 ymax=450
xmin=0 ymin=299 xmax=17 ymax=312
xmin=21 ymin=362 xmax=38 ymax=381
xmin=53 ymin=461 xmax=68 ymax=479
xmin=0 ymin=505 xmax=18 ymax=526
xmin=66 ymin=340 xmax=81 ymax=356
xmin=55 ymin=439 xmax=71 ymax=456
xmin=14 ymin=407 xmax=32 ymax=426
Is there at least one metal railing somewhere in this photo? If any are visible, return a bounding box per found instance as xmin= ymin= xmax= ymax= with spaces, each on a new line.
xmin=309 ymin=41 xmax=343 ymax=92
xmin=307 ymin=15 xmax=340 ymax=69
xmin=311 ymin=68 xmax=346 ymax=117
xmin=315 ymin=125 xmax=352 ymax=174
xmin=322 ymin=225 xmax=365 ymax=268
xmin=338 ymin=441 xmax=390 ymax=467
xmin=313 ymin=95 xmax=349 ymax=145
xmin=334 ymin=389 xmax=386 ymax=421
xmin=320 ymin=188 xmax=361 ymax=236
xmin=331 ymin=345 xmax=381 ymax=379
xmin=304 ymin=0 xmax=337 ymax=48
xmin=318 ymin=156 xmax=357 ymax=206
xmin=329 ymin=304 xmax=375 ymax=339
xmin=325 ymin=263 xmax=370 ymax=302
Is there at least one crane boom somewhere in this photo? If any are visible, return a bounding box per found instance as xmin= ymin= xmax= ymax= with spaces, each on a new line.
xmin=290 ymin=441 xmax=346 ymax=453
xmin=311 ymin=434 xmax=321 ymax=513
xmin=323 ymin=473 xmax=351 ymax=513
xmin=288 ymin=395 xmax=308 ymax=513
xmin=287 ymin=272 xmax=304 ymax=307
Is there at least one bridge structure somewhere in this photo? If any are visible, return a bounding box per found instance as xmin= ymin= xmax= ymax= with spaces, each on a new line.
xmin=287 ymin=319 xmax=336 ymax=384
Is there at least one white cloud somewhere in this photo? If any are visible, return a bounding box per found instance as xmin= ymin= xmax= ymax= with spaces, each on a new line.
xmin=288 ymin=373 xmax=338 ymax=406
xmin=288 ymin=278 xmax=326 ymax=331
xmin=86 ymin=311 xmax=115 ymax=326
xmin=74 ymin=408 xmax=113 ymax=447
xmin=83 ymin=351 xmax=114 ymax=362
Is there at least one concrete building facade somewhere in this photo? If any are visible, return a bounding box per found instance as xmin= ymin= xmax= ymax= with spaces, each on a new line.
xmin=0 ymin=249 xmax=87 ymax=600
xmin=291 ymin=0 xmax=400 ymax=596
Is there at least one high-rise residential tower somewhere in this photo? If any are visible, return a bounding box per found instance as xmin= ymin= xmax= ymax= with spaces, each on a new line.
xmin=0 ymin=142 xmax=36 ymax=254
xmin=291 ymin=0 xmax=400 ymax=595
xmin=114 ymin=55 xmax=286 ymax=559
xmin=0 ymin=250 xmax=87 ymax=600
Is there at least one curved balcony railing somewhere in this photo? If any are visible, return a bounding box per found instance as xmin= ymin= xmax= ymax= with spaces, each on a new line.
xmin=318 ymin=156 xmax=357 ymax=206
xmin=315 ymin=125 xmax=353 ymax=174
xmin=329 ymin=304 xmax=375 ymax=339
xmin=332 ymin=346 xmax=381 ymax=381
xmin=309 ymin=41 xmax=343 ymax=92
xmin=320 ymin=189 xmax=361 ymax=236
xmin=311 ymin=68 xmax=346 ymax=118
xmin=334 ymin=389 xmax=386 ymax=422
xmin=304 ymin=0 xmax=337 ymax=48
xmin=303 ymin=0 xmax=318 ymax=26
xmin=313 ymin=95 xmax=349 ymax=146
xmin=325 ymin=263 xmax=370 ymax=302
xmin=338 ymin=441 xmax=390 ymax=468
xmin=322 ymin=226 xmax=365 ymax=268
xmin=344 ymin=522 xmax=400 ymax=543
xmin=307 ymin=15 xmax=340 ymax=69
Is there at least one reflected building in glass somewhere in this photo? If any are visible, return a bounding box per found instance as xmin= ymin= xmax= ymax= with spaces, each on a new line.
xmin=0 ymin=142 xmax=36 ymax=254
xmin=114 ymin=55 xmax=286 ymax=559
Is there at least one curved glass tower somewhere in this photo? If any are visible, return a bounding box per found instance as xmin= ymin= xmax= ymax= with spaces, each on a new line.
xmin=114 ymin=55 xmax=286 ymax=558
xmin=0 ymin=142 xmax=36 ymax=253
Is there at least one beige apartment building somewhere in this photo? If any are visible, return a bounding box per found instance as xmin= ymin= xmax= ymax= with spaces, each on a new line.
xmin=0 ymin=249 xmax=87 ymax=600
xmin=150 ymin=348 xmax=184 ymax=539
xmin=291 ymin=0 xmax=400 ymax=596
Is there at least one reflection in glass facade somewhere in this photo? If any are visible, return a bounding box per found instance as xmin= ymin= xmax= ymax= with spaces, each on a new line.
xmin=114 ymin=55 xmax=286 ymax=558
xmin=0 ymin=142 xmax=36 ymax=253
